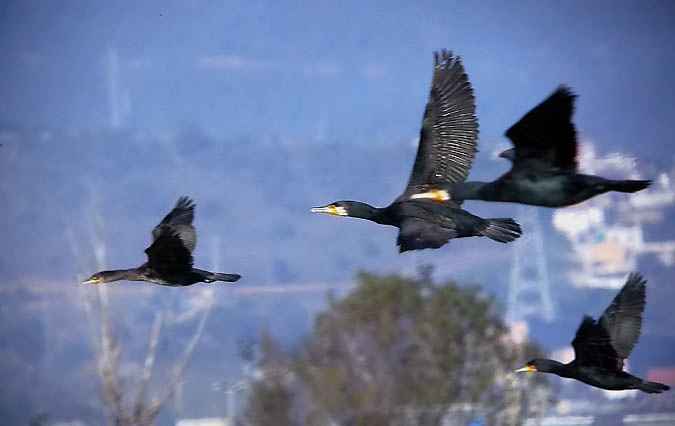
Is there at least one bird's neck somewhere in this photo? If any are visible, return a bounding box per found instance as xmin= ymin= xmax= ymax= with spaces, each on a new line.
xmin=104 ymin=268 xmax=143 ymax=283
xmin=453 ymin=181 xmax=498 ymax=201
xmin=350 ymin=204 xmax=390 ymax=224
xmin=547 ymin=360 xmax=575 ymax=378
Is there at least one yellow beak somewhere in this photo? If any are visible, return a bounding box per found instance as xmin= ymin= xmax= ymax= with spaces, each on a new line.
xmin=515 ymin=365 xmax=537 ymax=373
xmin=410 ymin=189 xmax=450 ymax=202
xmin=310 ymin=205 xmax=348 ymax=216
xmin=82 ymin=277 xmax=102 ymax=285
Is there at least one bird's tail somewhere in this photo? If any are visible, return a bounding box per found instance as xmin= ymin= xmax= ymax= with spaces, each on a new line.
xmin=210 ymin=272 xmax=241 ymax=283
xmin=637 ymin=381 xmax=670 ymax=394
xmin=607 ymin=179 xmax=652 ymax=193
xmin=480 ymin=218 xmax=522 ymax=243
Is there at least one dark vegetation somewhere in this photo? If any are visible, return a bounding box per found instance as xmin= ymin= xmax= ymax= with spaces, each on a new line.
xmin=243 ymin=271 xmax=547 ymax=426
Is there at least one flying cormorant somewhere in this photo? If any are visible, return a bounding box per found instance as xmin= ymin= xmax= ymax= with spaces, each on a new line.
xmin=311 ymin=50 xmax=521 ymax=252
xmin=411 ymin=86 xmax=651 ymax=207
xmin=516 ymin=273 xmax=670 ymax=394
xmin=82 ymin=197 xmax=241 ymax=286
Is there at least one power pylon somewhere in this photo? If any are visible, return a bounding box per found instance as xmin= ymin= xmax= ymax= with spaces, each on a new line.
xmin=506 ymin=206 xmax=555 ymax=323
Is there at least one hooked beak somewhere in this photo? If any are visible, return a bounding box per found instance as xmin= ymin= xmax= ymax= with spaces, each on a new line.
xmin=310 ymin=204 xmax=348 ymax=216
xmin=515 ymin=365 xmax=537 ymax=373
xmin=409 ymin=189 xmax=450 ymax=202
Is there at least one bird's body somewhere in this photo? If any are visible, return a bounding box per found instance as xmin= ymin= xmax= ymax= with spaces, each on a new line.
xmin=516 ymin=274 xmax=670 ymax=394
xmin=311 ymin=50 xmax=521 ymax=251
xmin=452 ymin=172 xmax=646 ymax=207
xmin=567 ymin=365 xmax=647 ymax=391
xmin=412 ymin=86 xmax=650 ymax=207
xmin=323 ymin=199 xmax=520 ymax=252
xmin=82 ymin=197 xmax=241 ymax=287
xmin=99 ymin=266 xmax=238 ymax=287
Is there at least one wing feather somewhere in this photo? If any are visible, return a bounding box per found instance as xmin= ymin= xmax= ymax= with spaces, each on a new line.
xmin=505 ymin=85 xmax=577 ymax=171
xmin=571 ymin=273 xmax=647 ymax=370
xmin=396 ymin=214 xmax=457 ymax=253
xmin=599 ymin=273 xmax=646 ymax=359
xmin=151 ymin=196 xmax=197 ymax=252
xmin=406 ymin=50 xmax=478 ymax=195
xmin=145 ymin=230 xmax=193 ymax=276
xmin=571 ymin=316 xmax=622 ymax=371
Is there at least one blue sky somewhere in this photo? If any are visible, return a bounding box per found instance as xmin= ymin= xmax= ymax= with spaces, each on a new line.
xmin=2 ymin=1 xmax=675 ymax=423
xmin=2 ymin=1 xmax=675 ymax=153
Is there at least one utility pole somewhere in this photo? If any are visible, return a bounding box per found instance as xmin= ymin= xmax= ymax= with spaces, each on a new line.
xmin=506 ymin=206 xmax=554 ymax=323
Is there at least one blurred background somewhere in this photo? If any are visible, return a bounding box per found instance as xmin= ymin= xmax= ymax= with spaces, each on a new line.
xmin=2 ymin=1 xmax=675 ymax=425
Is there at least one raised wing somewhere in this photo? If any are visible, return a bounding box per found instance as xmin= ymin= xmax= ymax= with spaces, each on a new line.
xmin=144 ymin=229 xmax=194 ymax=277
xmin=571 ymin=316 xmax=623 ymax=371
xmin=598 ymin=273 xmax=646 ymax=359
xmin=151 ymin=196 xmax=197 ymax=252
xmin=505 ymin=86 xmax=577 ymax=171
xmin=406 ymin=50 xmax=478 ymax=195
xmin=571 ymin=274 xmax=646 ymax=370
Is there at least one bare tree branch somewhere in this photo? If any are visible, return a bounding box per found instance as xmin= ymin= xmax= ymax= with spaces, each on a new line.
xmin=133 ymin=312 xmax=163 ymax=419
xmin=153 ymin=295 xmax=213 ymax=413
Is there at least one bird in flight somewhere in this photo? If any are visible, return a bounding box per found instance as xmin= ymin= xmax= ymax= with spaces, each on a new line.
xmin=516 ymin=273 xmax=669 ymax=393
xmin=311 ymin=50 xmax=521 ymax=252
xmin=411 ymin=86 xmax=651 ymax=207
xmin=82 ymin=197 xmax=241 ymax=286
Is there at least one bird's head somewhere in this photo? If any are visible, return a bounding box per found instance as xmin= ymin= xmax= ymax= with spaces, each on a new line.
xmin=81 ymin=271 xmax=119 ymax=285
xmin=515 ymin=360 xmax=539 ymax=373
xmin=516 ymin=359 xmax=561 ymax=374
xmin=310 ymin=201 xmax=377 ymax=220
xmin=498 ymin=148 xmax=516 ymax=162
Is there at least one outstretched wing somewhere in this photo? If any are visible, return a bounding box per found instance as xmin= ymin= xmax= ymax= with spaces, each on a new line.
xmin=599 ymin=273 xmax=646 ymax=359
xmin=405 ymin=50 xmax=478 ymax=195
xmin=151 ymin=196 xmax=197 ymax=252
xmin=505 ymin=86 xmax=578 ymax=171
xmin=145 ymin=229 xmax=194 ymax=277
xmin=571 ymin=316 xmax=623 ymax=371
xmin=571 ymin=273 xmax=647 ymax=370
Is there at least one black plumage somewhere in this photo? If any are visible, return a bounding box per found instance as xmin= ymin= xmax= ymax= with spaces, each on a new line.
xmin=411 ymin=86 xmax=651 ymax=207
xmin=311 ymin=50 xmax=521 ymax=252
xmin=82 ymin=197 xmax=241 ymax=286
xmin=516 ymin=273 xmax=670 ymax=393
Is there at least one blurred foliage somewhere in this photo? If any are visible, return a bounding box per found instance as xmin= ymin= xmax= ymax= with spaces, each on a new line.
xmin=242 ymin=270 xmax=547 ymax=426
xmin=28 ymin=413 xmax=49 ymax=426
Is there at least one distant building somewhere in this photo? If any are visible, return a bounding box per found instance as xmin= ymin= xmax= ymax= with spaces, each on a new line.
xmin=623 ymin=413 xmax=675 ymax=425
xmin=176 ymin=418 xmax=228 ymax=426
xmin=647 ymin=367 xmax=675 ymax=387
xmin=524 ymin=416 xmax=594 ymax=426
xmin=50 ymin=421 xmax=86 ymax=426
xmin=552 ymin=142 xmax=675 ymax=289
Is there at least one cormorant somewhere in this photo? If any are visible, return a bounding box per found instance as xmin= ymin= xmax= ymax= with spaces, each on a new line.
xmin=516 ymin=273 xmax=670 ymax=394
xmin=311 ymin=50 xmax=522 ymax=252
xmin=411 ymin=86 xmax=651 ymax=207
xmin=82 ymin=197 xmax=241 ymax=286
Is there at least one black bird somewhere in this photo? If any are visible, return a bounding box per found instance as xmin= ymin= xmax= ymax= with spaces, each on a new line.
xmin=311 ymin=50 xmax=521 ymax=252
xmin=82 ymin=197 xmax=241 ymax=286
xmin=411 ymin=86 xmax=651 ymax=207
xmin=516 ymin=273 xmax=669 ymax=394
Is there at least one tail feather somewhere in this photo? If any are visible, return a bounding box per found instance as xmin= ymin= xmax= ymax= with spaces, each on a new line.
xmin=608 ymin=179 xmax=651 ymax=193
xmin=480 ymin=218 xmax=522 ymax=243
xmin=211 ymin=272 xmax=241 ymax=283
xmin=638 ymin=381 xmax=670 ymax=394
